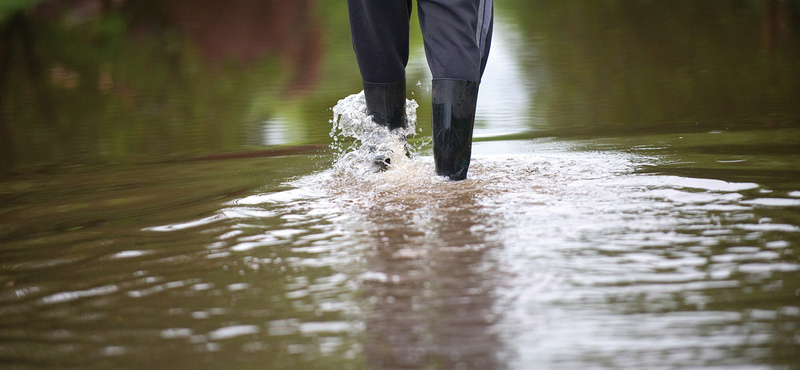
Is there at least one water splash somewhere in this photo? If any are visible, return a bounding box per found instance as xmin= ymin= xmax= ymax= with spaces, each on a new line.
xmin=329 ymin=91 xmax=422 ymax=177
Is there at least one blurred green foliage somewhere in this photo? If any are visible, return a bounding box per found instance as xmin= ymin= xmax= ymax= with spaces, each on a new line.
xmin=503 ymin=0 xmax=800 ymax=135
xmin=0 ymin=0 xmax=361 ymax=175
xmin=1 ymin=0 xmax=798 ymax=176
xmin=0 ymin=0 xmax=45 ymax=23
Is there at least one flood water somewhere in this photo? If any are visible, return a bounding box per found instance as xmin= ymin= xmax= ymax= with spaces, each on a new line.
xmin=2 ymin=1 xmax=800 ymax=369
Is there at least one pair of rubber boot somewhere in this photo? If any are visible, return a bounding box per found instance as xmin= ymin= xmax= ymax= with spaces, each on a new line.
xmin=365 ymin=79 xmax=478 ymax=181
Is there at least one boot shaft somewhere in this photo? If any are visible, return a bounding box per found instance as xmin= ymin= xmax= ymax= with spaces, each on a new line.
xmin=363 ymin=79 xmax=407 ymax=130
xmin=431 ymin=79 xmax=479 ymax=181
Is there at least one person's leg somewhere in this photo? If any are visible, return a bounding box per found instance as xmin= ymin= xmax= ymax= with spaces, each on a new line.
xmin=417 ymin=0 xmax=493 ymax=83
xmin=347 ymin=0 xmax=412 ymax=130
xmin=417 ymin=0 xmax=493 ymax=180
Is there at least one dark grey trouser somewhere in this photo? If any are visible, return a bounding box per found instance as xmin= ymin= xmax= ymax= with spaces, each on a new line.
xmin=347 ymin=0 xmax=493 ymax=84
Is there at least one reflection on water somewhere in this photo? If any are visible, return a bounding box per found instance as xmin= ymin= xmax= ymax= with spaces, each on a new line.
xmin=2 ymin=0 xmax=799 ymax=172
xmin=474 ymin=16 xmax=535 ymax=139
xmin=1 ymin=1 xmax=800 ymax=369
xmin=471 ymin=142 xmax=800 ymax=369
xmin=262 ymin=117 xmax=291 ymax=146
xmin=511 ymin=0 xmax=800 ymax=137
xmin=4 ymin=112 xmax=799 ymax=369
xmin=0 ymin=0 xmax=335 ymax=174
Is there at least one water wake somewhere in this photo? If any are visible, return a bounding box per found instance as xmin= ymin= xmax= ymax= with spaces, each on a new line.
xmin=329 ymin=91 xmax=424 ymax=177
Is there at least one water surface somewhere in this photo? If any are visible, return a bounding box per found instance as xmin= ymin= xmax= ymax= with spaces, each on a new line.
xmin=1 ymin=1 xmax=800 ymax=369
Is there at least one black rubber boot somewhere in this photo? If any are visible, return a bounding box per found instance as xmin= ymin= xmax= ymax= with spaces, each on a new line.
xmin=363 ymin=79 xmax=407 ymax=172
xmin=432 ymin=79 xmax=479 ymax=181
xmin=363 ymin=79 xmax=407 ymax=130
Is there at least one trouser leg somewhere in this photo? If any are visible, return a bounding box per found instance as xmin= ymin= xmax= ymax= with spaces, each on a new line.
xmin=347 ymin=0 xmax=412 ymax=84
xmin=347 ymin=0 xmax=493 ymax=178
xmin=417 ymin=0 xmax=493 ymax=83
xmin=347 ymin=0 xmax=411 ymax=131
xmin=348 ymin=0 xmax=493 ymax=83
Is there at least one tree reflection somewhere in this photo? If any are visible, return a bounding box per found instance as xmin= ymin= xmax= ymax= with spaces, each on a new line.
xmin=502 ymin=0 xmax=800 ymax=136
xmin=158 ymin=0 xmax=322 ymax=91
xmin=0 ymin=0 xmax=331 ymax=176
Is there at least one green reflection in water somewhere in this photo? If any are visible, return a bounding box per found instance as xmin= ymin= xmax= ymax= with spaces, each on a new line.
xmin=3 ymin=0 xmax=798 ymax=176
xmin=1 ymin=2 xmax=800 ymax=368
xmin=0 ymin=0 xmax=361 ymax=175
xmin=504 ymin=0 xmax=800 ymax=135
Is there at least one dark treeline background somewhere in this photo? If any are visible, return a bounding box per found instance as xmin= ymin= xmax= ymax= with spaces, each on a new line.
xmin=1 ymin=0 xmax=798 ymax=177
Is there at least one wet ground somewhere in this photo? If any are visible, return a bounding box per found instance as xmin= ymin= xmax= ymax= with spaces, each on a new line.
xmin=1 ymin=1 xmax=800 ymax=369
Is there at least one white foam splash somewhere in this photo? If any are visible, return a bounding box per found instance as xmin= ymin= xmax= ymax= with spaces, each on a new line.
xmin=329 ymin=91 xmax=422 ymax=176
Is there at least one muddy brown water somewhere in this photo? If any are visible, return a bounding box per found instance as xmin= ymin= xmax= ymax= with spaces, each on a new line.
xmin=1 ymin=1 xmax=800 ymax=369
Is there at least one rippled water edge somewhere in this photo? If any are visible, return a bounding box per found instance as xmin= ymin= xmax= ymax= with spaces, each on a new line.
xmin=222 ymin=137 xmax=800 ymax=369
xmin=1 ymin=136 xmax=799 ymax=369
